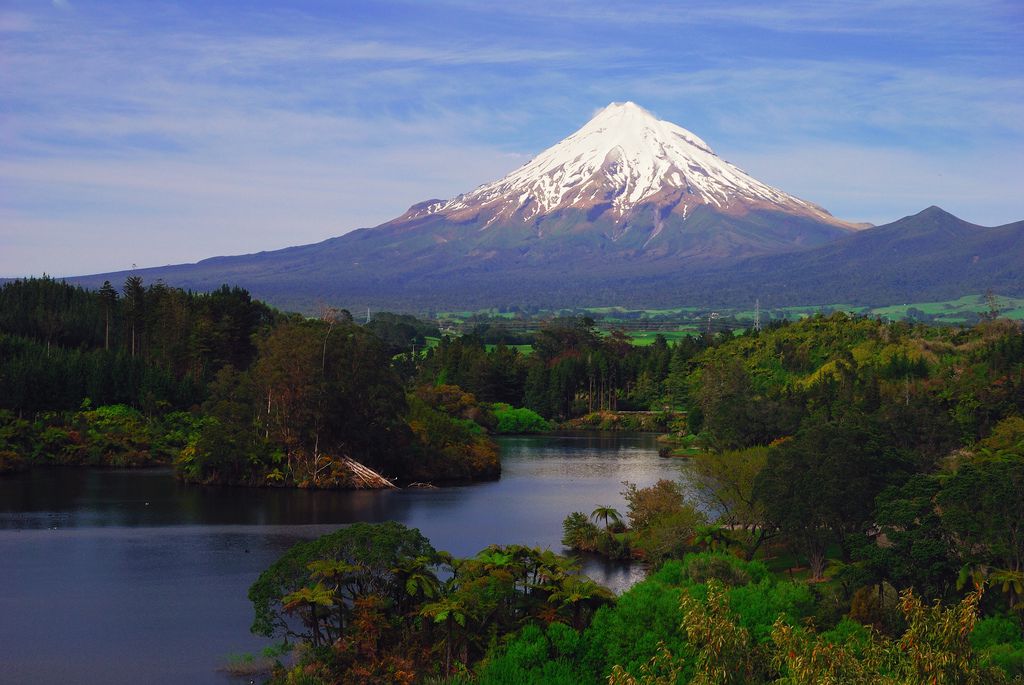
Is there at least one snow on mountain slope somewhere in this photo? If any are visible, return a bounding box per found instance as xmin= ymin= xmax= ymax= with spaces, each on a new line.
xmin=408 ymin=102 xmax=855 ymax=229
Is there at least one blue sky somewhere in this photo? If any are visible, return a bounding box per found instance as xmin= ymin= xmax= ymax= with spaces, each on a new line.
xmin=2 ymin=0 xmax=1022 ymax=276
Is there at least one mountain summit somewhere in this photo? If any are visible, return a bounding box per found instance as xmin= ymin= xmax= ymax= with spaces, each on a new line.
xmin=408 ymin=102 xmax=853 ymax=232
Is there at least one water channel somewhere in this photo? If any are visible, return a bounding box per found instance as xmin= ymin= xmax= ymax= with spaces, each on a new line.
xmin=0 ymin=432 xmax=683 ymax=684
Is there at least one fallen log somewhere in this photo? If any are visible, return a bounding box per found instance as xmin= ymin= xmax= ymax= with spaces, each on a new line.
xmin=337 ymin=455 xmax=398 ymax=489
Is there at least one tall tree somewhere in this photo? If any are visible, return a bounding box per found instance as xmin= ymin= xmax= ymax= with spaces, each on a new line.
xmin=98 ymin=280 xmax=117 ymax=351
xmin=122 ymin=275 xmax=145 ymax=358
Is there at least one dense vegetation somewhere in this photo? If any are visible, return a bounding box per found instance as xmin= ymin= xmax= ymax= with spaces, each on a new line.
xmin=246 ymin=522 xmax=612 ymax=683
xmin=4 ymin=276 xmax=1024 ymax=682
xmin=417 ymin=319 xmax=690 ymax=419
xmin=241 ymin=313 xmax=1024 ymax=679
xmin=0 ymin=278 xmax=499 ymax=484
xmin=243 ymin=310 xmax=1024 ymax=682
xmin=0 ymin=276 xmax=274 ymax=412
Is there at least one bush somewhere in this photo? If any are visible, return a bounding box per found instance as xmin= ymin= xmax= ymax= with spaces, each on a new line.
xmin=631 ymin=508 xmax=705 ymax=564
xmin=406 ymin=391 xmax=500 ymax=482
xmin=820 ymin=617 xmax=874 ymax=654
xmin=622 ymin=479 xmax=687 ymax=530
xmin=0 ymin=448 xmax=26 ymax=473
xmin=681 ymin=552 xmax=769 ymax=587
xmin=562 ymin=512 xmax=601 ymax=552
xmin=982 ymin=643 xmax=1024 ymax=678
xmin=727 ymin=578 xmax=817 ymax=644
xmin=849 ymin=583 xmax=902 ymax=635
xmin=78 ymin=404 xmax=152 ymax=466
xmin=596 ymin=533 xmax=631 ymax=560
xmin=491 ymin=403 xmax=551 ymax=434
xmin=579 ymin=575 xmax=694 ymax=682
xmin=972 ymin=616 xmax=1023 ymax=650
xmin=477 ymin=624 xmax=581 ymax=685
xmin=972 ymin=616 xmax=1024 ymax=678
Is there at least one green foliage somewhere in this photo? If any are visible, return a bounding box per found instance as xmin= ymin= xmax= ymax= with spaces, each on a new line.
xmin=755 ymin=410 xmax=913 ymax=579
xmin=490 ymin=403 xmax=551 ymax=433
xmin=680 ymin=553 xmax=768 ymax=587
xmin=972 ymin=617 xmax=1024 ymax=651
xmin=406 ymin=385 xmax=500 ymax=482
xmin=253 ymin=527 xmax=612 ymax=683
xmin=623 ymin=480 xmax=688 ymax=530
xmin=981 ymin=416 xmax=1024 ymax=452
xmin=727 ymin=578 xmax=817 ymax=644
xmin=620 ymin=479 xmax=707 ymax=564
xmin=248 ymin=522 xmax=438 ymax=640
xmin=680 ymin=580 xmax=759 ymax=684
xmin=365 ymin=312 xmax=439 ymax=356
xmin=981 ymin=643 xmax=1024 ymax=679
xmin=632 ymin=509 xmax=707 ymax=565
xmin=476 ymin=624 xmax=582 ymax=685
xmin=0 ymin=278 xmax=274 ymax=414
xmin=895 ymin=587 xmax=1010 ymax=684
xmin=561 ymin=511 xmax=601 ymax=552
xmin=939 ymin=443 xmax=1024 ymax=607
xmin=579 ymin=570 xmax=692 ymax=682
xmin=0 ymin=403 xmax=206 ymax=469
xmin=605 ymin=578 xmax=1012 ymax=685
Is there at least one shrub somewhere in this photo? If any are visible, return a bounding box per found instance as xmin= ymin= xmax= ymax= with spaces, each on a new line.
xmin=982 ymin=643 xmax=1024 ymax=678
xmin=562 ymin=512 xmax=601 ymax=552
xmin=972 ymin=616 xmax=1023 ymax=650
xmin=681 ymin=552 xmax=769 ymax=587
xmin=622 ymin=479 xmax=687 ymax=530
xmin=491 ymin=403 xmax=551 ymax=434
xmin=728 ymin=578 xmax=817 ymax=644
xmin=631 ymin=508 xmax=706 ymax=564
xmin=0 ymin=448 xmax=25 ymax=473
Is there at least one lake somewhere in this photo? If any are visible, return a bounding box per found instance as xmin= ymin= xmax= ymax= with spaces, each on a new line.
xmin=0 ymin=432 xmax=682 ymax=684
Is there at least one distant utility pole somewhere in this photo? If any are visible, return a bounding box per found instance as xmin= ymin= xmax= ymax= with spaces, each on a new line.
xmin=706 ymin=311 xmax=719 ymax=337
xmin=366 ymin=307 xmax=371 ymax=324
xmin=754 ymin=299 xmax=761 ymax=332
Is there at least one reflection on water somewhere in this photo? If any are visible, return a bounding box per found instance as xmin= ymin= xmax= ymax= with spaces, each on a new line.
xmin=0 ymin=432 xmax=682 ymax=684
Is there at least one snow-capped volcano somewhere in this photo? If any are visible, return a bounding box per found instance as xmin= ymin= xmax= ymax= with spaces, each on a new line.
xmin=407 ymin=101 xmax=855 ymax=231
xmin=70 ymin=102 xmax=905 ymax=311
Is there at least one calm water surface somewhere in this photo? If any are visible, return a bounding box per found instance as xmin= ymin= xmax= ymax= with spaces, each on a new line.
xmin=0 ymin=432 xmax=682 ymax=684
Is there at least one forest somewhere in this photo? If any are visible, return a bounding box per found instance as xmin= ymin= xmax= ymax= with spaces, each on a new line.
xmin=2 ymin=276 xmax=1024 ymax=683
xmin=0 ymin=278 xmax=502 ymax=484
xmin=244 ymin=307 xmax=1024 ymax=683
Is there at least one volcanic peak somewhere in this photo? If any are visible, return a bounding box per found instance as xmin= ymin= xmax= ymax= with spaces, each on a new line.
xmin=418 ymin=101 xmax=846 ymax=227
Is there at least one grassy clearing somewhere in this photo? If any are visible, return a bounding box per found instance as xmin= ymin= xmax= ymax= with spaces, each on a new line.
xmin=424 ymin=294 xmax=1024 ymax=350
xmin=484 ymin=343 xmax=533 ymax=354
xmin=625 ymin=329 xmax=700 ymax=345
xmin=869 ymin=293 xmax=1024 ymax=319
